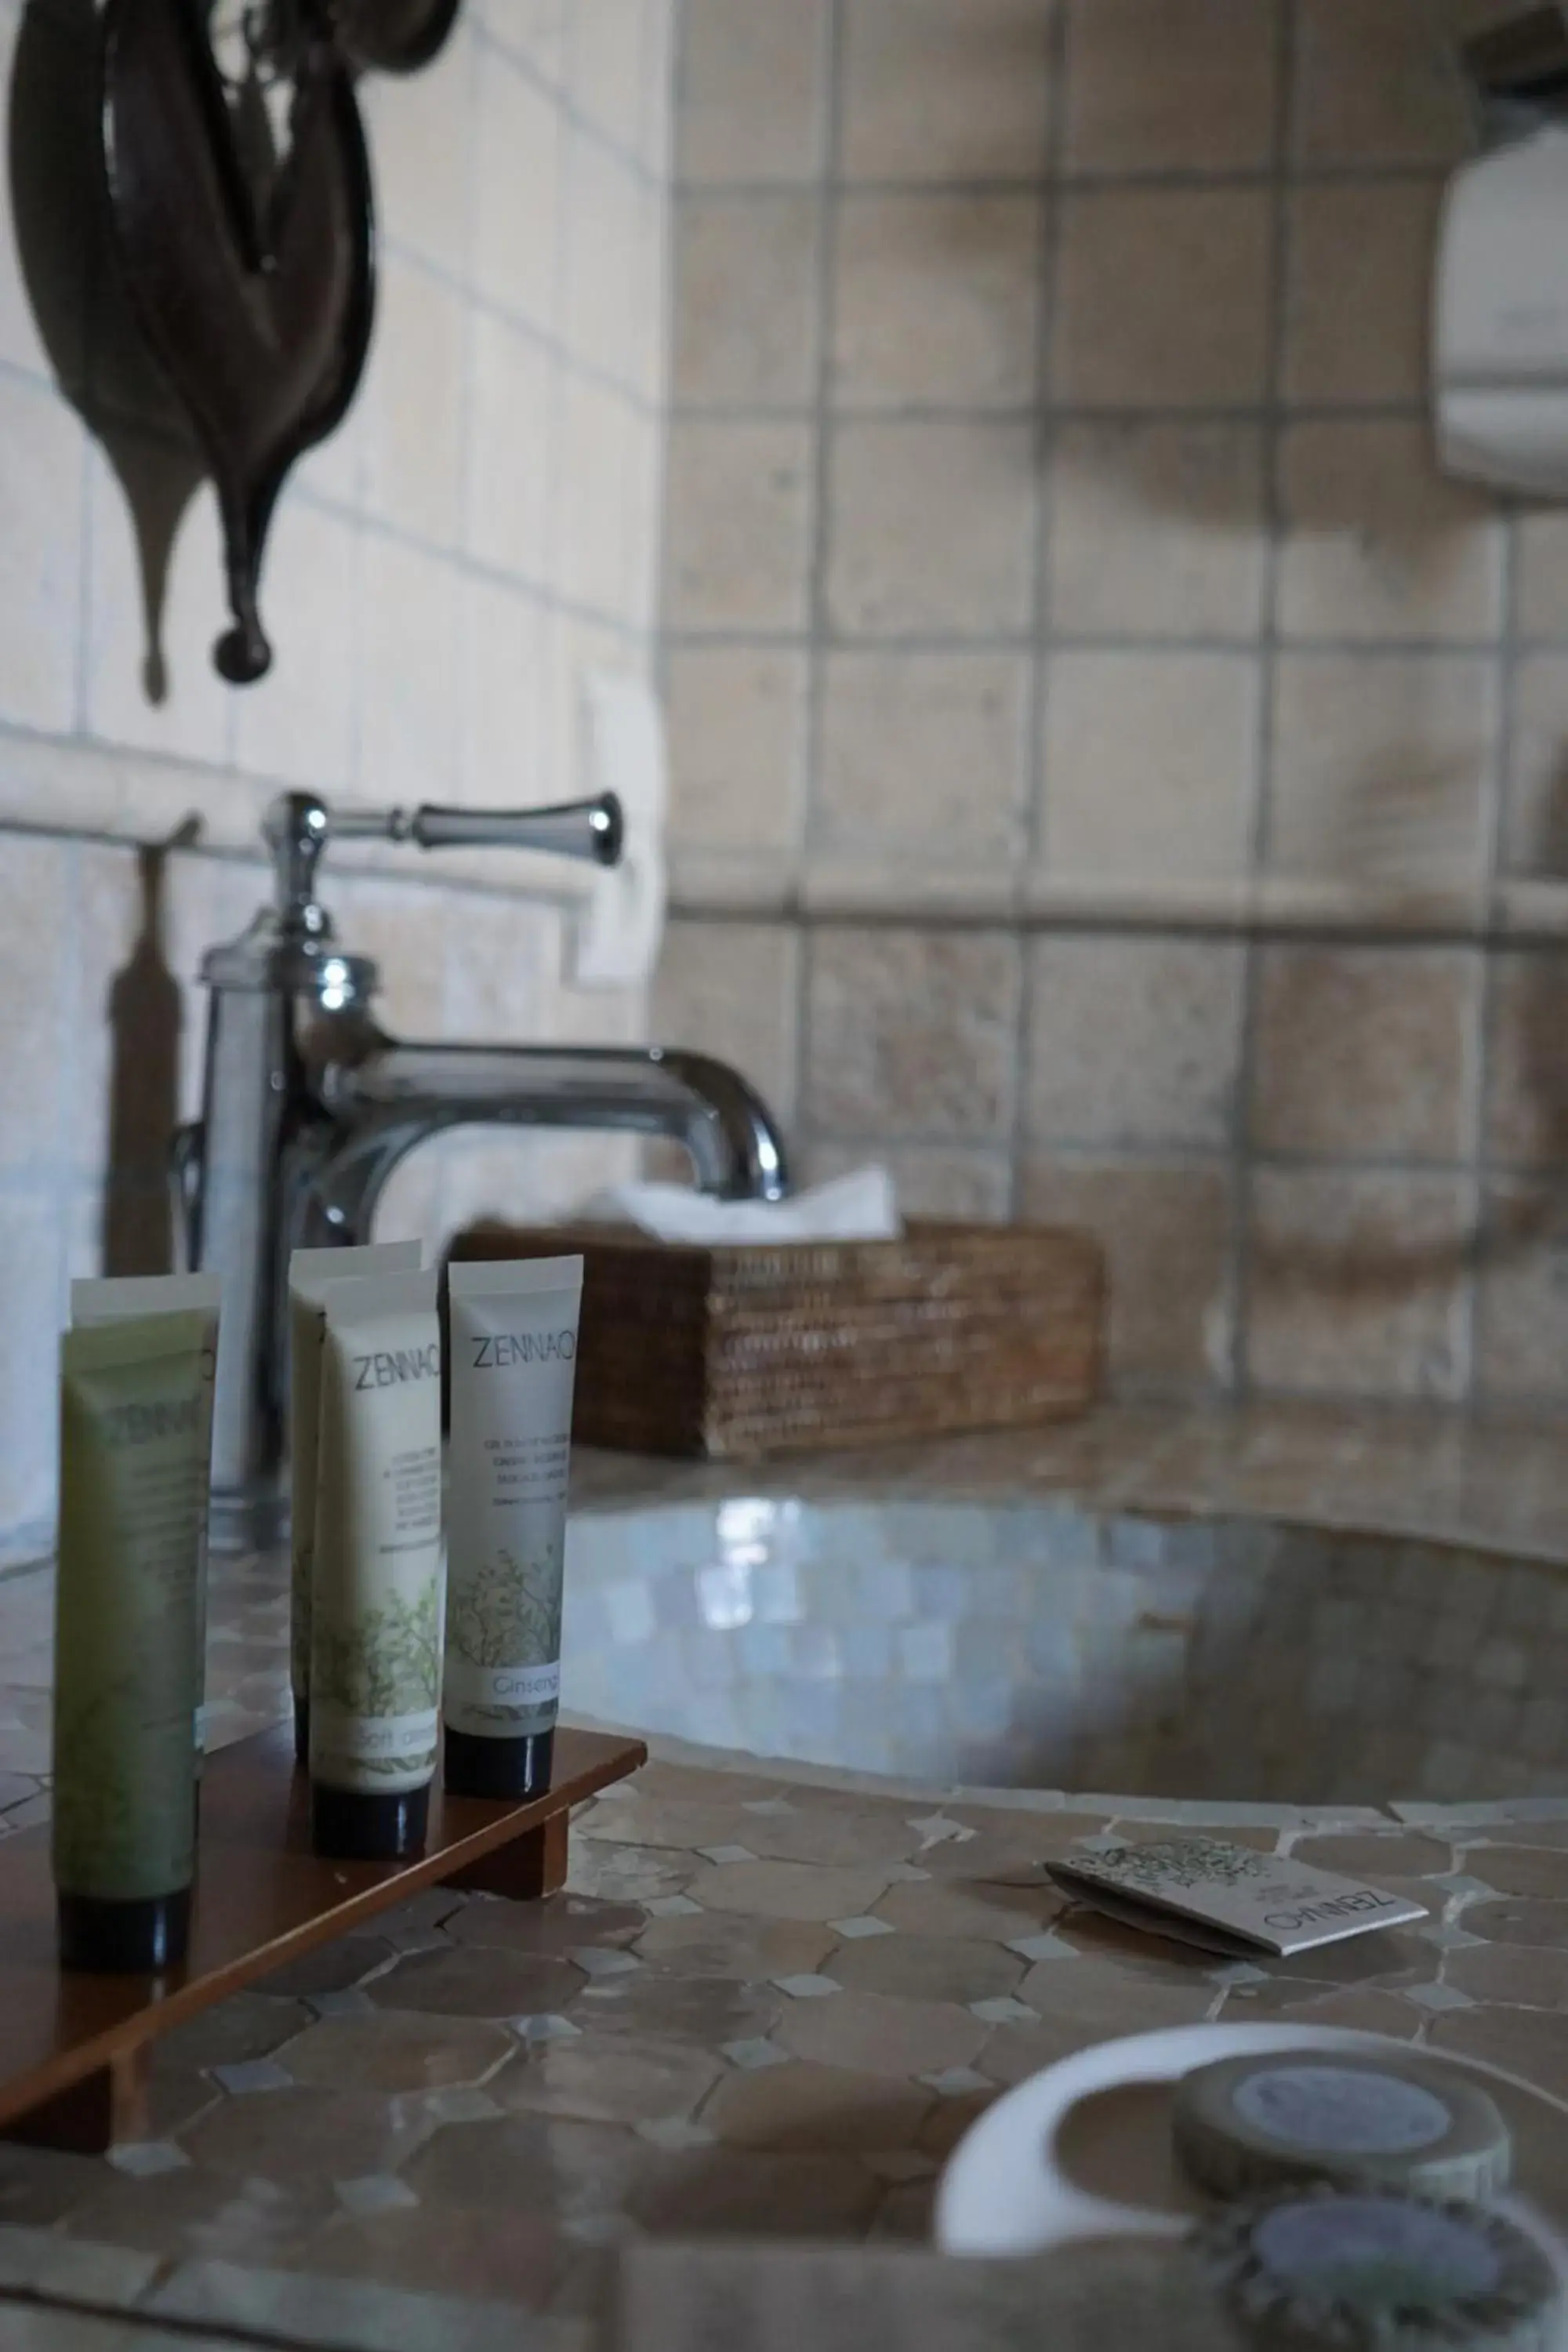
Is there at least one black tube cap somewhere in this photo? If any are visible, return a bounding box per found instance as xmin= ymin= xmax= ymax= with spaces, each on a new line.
xmin=444 ymin=1726 xmax=554 ymax=1802
xmin=57 ymin=1888 xmax=191 ymax=1975
xmin=310 ymin=1781 xmax=430 ymax=1861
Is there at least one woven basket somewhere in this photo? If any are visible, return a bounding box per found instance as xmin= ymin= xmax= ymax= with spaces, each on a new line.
xmin=447 ymin=1219 xmax=1104 ymax=1460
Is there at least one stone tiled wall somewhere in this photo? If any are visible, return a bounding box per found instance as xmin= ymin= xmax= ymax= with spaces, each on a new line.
xmin=655 ymin=0 xmax=1568 ymax=1410
xmin=0 ymin=0 xmax=677 ymax=1559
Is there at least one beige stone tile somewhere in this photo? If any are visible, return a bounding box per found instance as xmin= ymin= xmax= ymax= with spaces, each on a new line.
xmin=722 ymin=1798 xmax=927 ymax=1869
xmin=464 ymin=312 xmax=554 ymax=583
xmin=1246 ymin=1169 xmax=1472 ymax=1401
xmin=830 ymin=194 xmax=1042 ymax=411
xmin=653 ymin=920 xmax=800 ymax=1123
xmin=1019 ymin=1156 xmax=1235 ymax=1392
xmin=403 ymin=2105 xmax=652 ymax=2222
xmin=555 ymin=1971 xmax=779 ymax=2051
xmin=1446 ymin=1942 xmax=1568 ymax=2009
xmin=818 ymin=652 xmax=1029 ymax=866
xmin=1465 ymin=1896 xmax=1568 ymax=1950
xmin=570 ymin=0 xmax=645 ymax=147
xmin=497 ymin=2031 xmax=722 ymax=2126
xmin=1474 ymin=1181 xmax=1568 ymax=1406
xmin=232 ymin=495 xmax=358 ymax=794
xmin=1293 ymin=0 xmax=1471 ymax=166
xmin=365 ymin=1944 xmax=583 ymax=2020
xmin=666 ymin=646 xmax=808 ymax=855
xmin=64 ymin=2169 xmax=322 ymax=2267
xmin=840 ymin=0 xmax=1054 ymax=182
xmin=438 ymin=886 xmax=556 ymax=1046
xmin=825 ymin=419 xmax=1036 ymax=640
xmin=1501 ymin=655 xmax=1568 ymax=877
xmin=0 ymin=1192 xmax=64 ymax=1539
xmin=365 ymin=20 xmax=472 ymax=277
xmin=773 ymin=1986 xmax=989 ymax=2079
xmin=1429 ymin=2005 xmax=1568 ymax=2107
xmin=1053 ymin=189 xmax=1272 ymax=409
xmin=803 ymin=928 xmax=1023 ymax=1143
xmin=1468 ymin=1846 xmax=1568 ymax=1898
xmin=1265 ymin=653 xmax=1496 ymax=884
xmin=873 ymin=1875 xmax=1051 ymax=1943
xmin=556 ymin=375 xmax=632 ymax=617
xmin=684 ymin=1857 xmax=895 ymax=1921
xmin=1250 ymin=946 xmax=1481 ymax=1162
xmin=0 ymin=833 xmax=70 ymax=1174
xmin=635 ymin=1912 xmax=836 ymax=1981
xmin=677 ymin=0 xmax=829 ymax=186
xmin=1047 ymin=422 xmax=1268 ymax=642
xmin=354 ymin=535 xmax=459 ymax=804
xmin=456 ymin=575 xmax=550 ymax=815
xmin=561 ymin=135 xmax=641 ymax=387
xmin=1025 ymin=935 xmax=1246 ymax=1152
xmin=1284 ymin=181 xmax=1444 ymax=407
xmin=1517 ymin=510 xmax=1568 ymax=638
xmin=674 ymin=194 xmax=821 ymax=409
xmin=298 ymin=2203 xmax=562 ymax=2305
xmin=445 ymin=1893 xmax=645 ymax=1961
xmin=1290 ymin=1831 xmax=1453 ymax=1878
xmin=179 ymin=2088 xmax=427 ymax=2183
xmin=630 ymin=2144 xmax=881 ymax=2237
xmin=332 ymin=874 xmax=448 ymax=1038
xmin=663 ymin=419 xmax=812 ymax=632
xmin=67 ymin=840 xmax=177 ymax=1197
xmin=1278 ymin=422 xmax=1503 ymax=646
xmin=472 ymin=49 xmax=563 ymax=327
xmin=1064 ymin=0 xmax=1279 ymax=171
xmin=252 ymin=1936 xmax=396 ymax=2001
xmin=704 ymin=2060 xmax=932 ymax=2151
xmin=827 ymin=1933 xmax=1024 ymax=2005
xmin=1039 ymin=651 xmax=1258 ymax=885
xmin=801 ymin=1142 xmax=1012 ymax=1221
xmin=1485 ymin=951 xmax=1568 ymax=1170
xmin=981 ymin=1966 xmax=1215 ymax=2081
xmin=0 ymin=372 xmax=83 ymax=733
xmin=282 ymin=2010 xmax=513 ymax=2093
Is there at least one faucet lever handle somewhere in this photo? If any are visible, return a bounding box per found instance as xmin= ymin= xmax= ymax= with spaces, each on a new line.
xmin=332 ymin=793 xmax=623 ymax=869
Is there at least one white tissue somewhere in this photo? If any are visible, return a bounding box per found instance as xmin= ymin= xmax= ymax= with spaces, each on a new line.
xmin=577 ymin=1167 xmax=902 ymax=1246
xmin=572 ymin=670 xmax=668 ymax=988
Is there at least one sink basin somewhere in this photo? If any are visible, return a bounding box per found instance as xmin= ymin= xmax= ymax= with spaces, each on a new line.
xmin=561 ymin=1495 xmax=1567 ymax=1806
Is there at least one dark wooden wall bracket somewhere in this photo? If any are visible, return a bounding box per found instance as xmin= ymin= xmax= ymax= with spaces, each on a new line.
xmin=98 ymin=0 xmax=461 ymax=686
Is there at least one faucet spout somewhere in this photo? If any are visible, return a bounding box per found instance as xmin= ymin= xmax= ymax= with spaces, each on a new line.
xmin=306 ymin=1038 xmax=791 ymax=1243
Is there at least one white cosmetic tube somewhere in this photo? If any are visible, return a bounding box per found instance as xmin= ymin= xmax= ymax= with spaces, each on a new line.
xmin=71 ymin=1272 xmax=220 ymax=1777
xmin=309 ymin=1268 xmax=444 ymax=1859
xmin=444 ymin=1255 xmax=583 ymax=1801
xmin=288 ymin=1241 xmax=423 ymax=1762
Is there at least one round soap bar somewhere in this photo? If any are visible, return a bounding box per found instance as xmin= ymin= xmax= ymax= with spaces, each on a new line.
xmin=1173 ymin=2053 xmax=1513 ymax=2202
xmin=1190 ymin=2187 xmax=1563 ymax=2352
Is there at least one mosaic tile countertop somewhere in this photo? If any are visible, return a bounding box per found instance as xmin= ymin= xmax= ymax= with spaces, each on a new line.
xmin=0 ymin=1400 xmax=1566 ymax=2351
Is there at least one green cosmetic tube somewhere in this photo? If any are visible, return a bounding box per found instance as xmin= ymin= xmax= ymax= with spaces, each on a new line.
xmin=53 ymin=1311 xmax=209 ymax=1974
xmin=71 ymin=1273 xmax=220 ymax=1782
xmin=288 ymin=1242 xmax=423 ymax=1765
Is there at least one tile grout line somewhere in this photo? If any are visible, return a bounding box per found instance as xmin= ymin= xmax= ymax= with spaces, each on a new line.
xmin=1006 ymin=0 xmax=1073 ymax=1220
xmin=790 ymin=0 xmax=850 ymax=1173
xmin=1461 ymin=499 xmax=1524 ymax=1409
xmin=1229 ymin=0 xmax=1298 ymax=1403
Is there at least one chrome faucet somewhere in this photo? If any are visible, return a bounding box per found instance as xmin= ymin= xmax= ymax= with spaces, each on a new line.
xmin=176 ymin=789 xmax=790 ymax=1552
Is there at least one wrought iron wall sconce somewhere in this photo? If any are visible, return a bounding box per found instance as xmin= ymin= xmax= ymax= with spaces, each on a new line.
xmin=100 ymin=0 xmax=461 ymax=686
